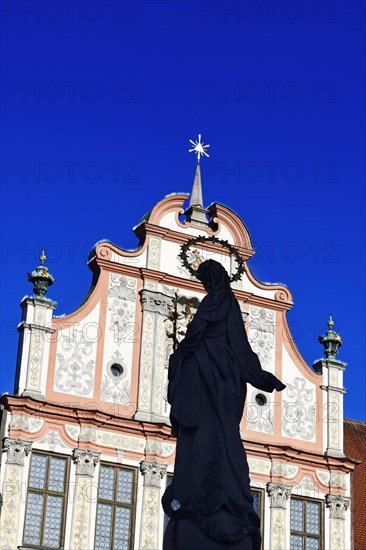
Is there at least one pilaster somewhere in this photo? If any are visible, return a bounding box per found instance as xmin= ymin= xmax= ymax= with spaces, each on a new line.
xmin=325 ymin=494 xmax=350 ymax=550
xmin=135 ymin=290 xmax=174 ymax=422
xmin=15 ymin=296 xmax=56 ymax=400
xmin=0 ymin=438 xmax=32 ymax=550
xmin=314 ymin=316 xmax=346 ymax=457
xmin=267 ymin=482 xmax=292 ymax=550
xmin=314 ymin=358 xmax=347 ymax=457
xmin=138 ymin=460 xmax=167 ymax=550
xmin=69 ymin=449 xmax=100 ymax=550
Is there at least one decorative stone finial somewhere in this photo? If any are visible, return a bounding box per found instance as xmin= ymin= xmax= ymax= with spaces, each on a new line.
xmin=318 ymin=315 xmax=342 ymax=360
xmin=27 ymin=249 xmax=55 ymax=299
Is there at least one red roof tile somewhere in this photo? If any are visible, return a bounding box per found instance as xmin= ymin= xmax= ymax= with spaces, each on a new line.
xmin=344 ymin=418 xmax=366 ymax=550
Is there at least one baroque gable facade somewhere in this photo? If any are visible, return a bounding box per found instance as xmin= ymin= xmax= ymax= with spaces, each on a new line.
xmin=0 ymin=187 xmax=356 ymax=550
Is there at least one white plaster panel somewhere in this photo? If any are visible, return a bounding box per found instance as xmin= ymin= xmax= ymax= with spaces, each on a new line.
xmin=246 ymin=386 xmax=275 ymax=435
xmin=291 ymin=476 xmax=323 ymax=499
xmin=247 ymin=457 xmax=271 ymax=476
xmin=65 ymin=424 xmax=146 ymax=453
xmin=35 ymin=430 xmax=71 ymax=453
xmin=96 ymin=431 xmax=145 ymax=452
xmin=248 ymin=306 xmax=276 ymax=374
xmin=158 ymin=211 xmax=238 ymax=246
xmin=246 ymin=307 xmax=276 ymax=435
xmin=53 ymin=302 xmax=100 ymax=398
xmin=9 ymin=413 xmax=44 ymax=433
xmin=111 ymin=248 xmax=147 ymax=268
xmin=100 ymin=274 xmax=137 ymax=406
xmin=281 ymin=344 xmax=317 ymax=442
xmin=65 ymin=425 xmax=80 ymax=440
xmin=145 ymin=439 xmax=175 ymax=458
xmin=242 ymin=271 xmax=277 ymax=299
xmin=160 ymin=239 xmax=233 ymax=280
xmin=270 ymin=462 xmax=299 ymax=479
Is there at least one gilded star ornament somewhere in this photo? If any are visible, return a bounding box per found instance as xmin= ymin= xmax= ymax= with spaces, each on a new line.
xmin=189 ymin=134 xmax=210 ymax=161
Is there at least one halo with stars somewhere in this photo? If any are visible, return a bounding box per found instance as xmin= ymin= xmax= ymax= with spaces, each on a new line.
xmin=179 ymin=235 xmax=246 ymax=283
xmin=188 ymin=134 xmax=210 ymax=162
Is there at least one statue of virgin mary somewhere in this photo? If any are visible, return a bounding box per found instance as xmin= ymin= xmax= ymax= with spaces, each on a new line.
xmin=162 ymin=259 xmax=286 ymax=549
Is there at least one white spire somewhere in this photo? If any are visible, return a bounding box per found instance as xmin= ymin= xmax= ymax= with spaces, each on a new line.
xmin=185 ymin=134 xmax=210 ymax=226
xmin=189 ymin=162 xmax=203 ymax=208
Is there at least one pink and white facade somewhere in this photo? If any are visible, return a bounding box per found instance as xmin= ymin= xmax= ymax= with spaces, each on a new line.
xmin=0 ymin=179 xmax=356 ymax=550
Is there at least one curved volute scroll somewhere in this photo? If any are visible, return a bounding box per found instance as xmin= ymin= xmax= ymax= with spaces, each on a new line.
xmin=88 ymin=239 xmax=147 ymax=267
xmin=207 ymin=202 xmax=254 ymax=254
xmin=274 ymin=288 xmax=293 ymax=306
xmin=133 ymin=194 xmax=257 ymax=259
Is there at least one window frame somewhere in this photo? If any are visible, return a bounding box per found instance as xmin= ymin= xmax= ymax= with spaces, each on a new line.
xmin=94 ymin=462 xmax=138 ymax=550
xmin=290 ymin=495 xmax=324 ymax=550
xmin=164 ymin=473 xmax=174 ymax=531
xmin=251 ymin=487 xmax=265 ymax=547
xmin=22 ymin=450 xmax=70 ymax=550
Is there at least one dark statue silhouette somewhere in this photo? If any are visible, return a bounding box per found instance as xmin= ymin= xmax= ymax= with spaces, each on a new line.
xmin=162 ymin=260 xmax=286 ymax=549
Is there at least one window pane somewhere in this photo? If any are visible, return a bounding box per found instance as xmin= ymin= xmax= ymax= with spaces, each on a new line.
xmin=99 ymin=466 xmax=115 ymax=500
xmin=95 ymin=503 xmax=113 ymax=549
xmin=117 ymin=469 xmax=134 ymax=504
xmin=306 ymin=502 xmax=320 ymax=535
xmin=291 ymin=499 xmax=304 ymax=531
xmin=23 ymin=492 xmax=44 ymax=545
xmin=114 ymin=506 xmax=131 ymax=550
xmin=252 ymin=491 xmax=260 ymax=516
xmin=290 ymin=534 xmax=303 ymax=549
xmin=48 ymin=457 xmax=66 ymax=492
xmin=29 ymin=454 xmax=47 ymax=489
xmin=43 ymin=495 xmax=63 ymax=548
xmin=164 ymin=477 xmax=173 ymax=530
xmin=306 ymin=537 xmax=320 ymax=550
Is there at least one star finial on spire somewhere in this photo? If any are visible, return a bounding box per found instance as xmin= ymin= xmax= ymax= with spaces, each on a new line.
xmin=188 ymin=134 xmax=210 ymax=163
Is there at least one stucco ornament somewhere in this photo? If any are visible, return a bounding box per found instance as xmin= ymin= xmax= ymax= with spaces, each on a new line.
xmin=248 ymin=307 xmax=275 ymax=369
xmin=108 ymin=274 xmax=136 ymax=344
xmin=297 ymin=476 xmax=317 ymax=497
xmin=267 ymin=482 xmax=292 ymax=509
xmin=325 ymin=494 xmax=350 ymax=519
xmin=282 ymin=377 xmax=316 ymax=440
xmin=165 ymin=293 xmax=201 ymax=351
xmin=4 ymin=438 xmax=32 ymax=466
xmin=72 ymin=449 xmax=100 ymax=477
xmin=9 ymin=413 xmax=43 ymax=433
xmin=101 ymin=351 xmax=130 ymax=403
xmin=55 ymin=327 xmax=95 ymax=395
xmin=247 ymin=388 xmax=274 ymax=433
xmin=140 ymin=460 xmax=167 ymax=488
xmin=39 ymin=430 xmax=68 ymax=451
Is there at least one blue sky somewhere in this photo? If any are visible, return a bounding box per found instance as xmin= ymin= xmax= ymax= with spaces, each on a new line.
xmin=1 ymin=0 xmax=365 ymax=421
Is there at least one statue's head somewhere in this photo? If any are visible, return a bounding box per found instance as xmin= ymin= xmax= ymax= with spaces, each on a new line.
xmin=196 ymin=259 xmax=230 ymax=293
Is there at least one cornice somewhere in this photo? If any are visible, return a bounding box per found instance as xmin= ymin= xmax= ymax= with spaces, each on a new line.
xmin=1 ymin=395 xmax=357 ymax=473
